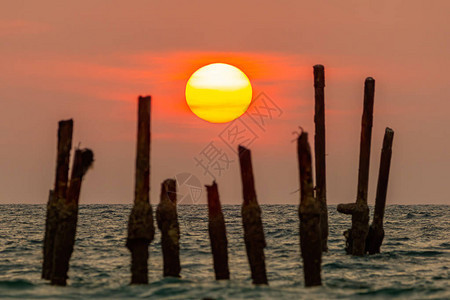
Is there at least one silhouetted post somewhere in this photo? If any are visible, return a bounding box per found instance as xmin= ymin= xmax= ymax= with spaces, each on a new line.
xmin=126 ymin=96 xmax=155 ymax=284
xmin=206 ymin=181 xmax=230 ymax=280
xmin=313 ymin=65 xmax=329 ymax=252
xmin=42 ymin=120 xmax=73 ymax=280
xmin=366 ymin=127 xmax=394 ymax=254
xmin=156 ymin=179 xmax=181 ymax=277
xmin=337 ymin=78 xmax=375 ymax=256
xmin=238 ymin=145 xmax=268 ymax=285
xmin=297 ymin=132 xmax=322 ymax=286
xmin=51 ymin=149 xmax=94 ymax=286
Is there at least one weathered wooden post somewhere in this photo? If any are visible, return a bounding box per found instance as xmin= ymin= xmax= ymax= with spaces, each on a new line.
xmin=42 ymin=119 xmax=73 ymax=280
xmin=297 ymin=132 xmax=322 ymax=286
xmin=51 ymin=149 xmax=94 ymax=286
xmin=337 ymin=77 xmax=375 ymax=256
xmin=206 ymin=181 xmax=230 ymax=280
xmin=313 ymin=64 xmax=329 ymax=252
xmin=126 ymin=96 xmax=155 ymax=284
xmin=156 ymin=179 xmax=181 ymax=277
xmin=238 ymin=145 xmax=268 ymax=285
xmin=366 ymin=127 xmax=394 ymax=254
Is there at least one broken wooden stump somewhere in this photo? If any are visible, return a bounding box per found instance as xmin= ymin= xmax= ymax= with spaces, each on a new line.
xmin=156 ymin=179 xmax=181 ymax=277
xmin=366 ymin=127 xmax=394 ymax=254
xmin=126 ymin=96 xmax=155 ymax=284
xmin=337 ymin=77 xmax=374 ymax=256
xmin=297 ymin=132 xmax=322 ymax=287
xmin=313 ymin=64 xmax=329 ymax=252
xmin=238 ymin=145 xmax=268 ymax=285
xmin=51 ymin=149 xmax=94 ymax=286
xmin=206 ymin=181 xmax=230 ymax=280
xmin=42 ymin=119 xmax=73 ymax=280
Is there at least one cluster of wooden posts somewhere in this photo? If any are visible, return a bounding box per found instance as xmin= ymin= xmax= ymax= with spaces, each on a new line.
xmin=41 ymin=65 xmax=394 ymax=287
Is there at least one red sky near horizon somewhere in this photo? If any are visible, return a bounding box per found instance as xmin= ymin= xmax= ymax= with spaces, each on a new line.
xmin=1 ymin=1 xmax=449 ymax=205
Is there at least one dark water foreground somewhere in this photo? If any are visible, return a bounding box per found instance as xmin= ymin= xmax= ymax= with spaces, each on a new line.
xmin=0 ymin=204 xmax=448 ymax=299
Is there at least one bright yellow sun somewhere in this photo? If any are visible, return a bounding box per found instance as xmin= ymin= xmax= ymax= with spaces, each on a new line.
xmin=185 ymin=63 xmax=252 ymax=123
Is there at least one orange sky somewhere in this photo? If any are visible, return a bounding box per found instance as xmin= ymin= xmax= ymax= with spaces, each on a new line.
xmin=0 ymin=1 xmax=449 ymax=204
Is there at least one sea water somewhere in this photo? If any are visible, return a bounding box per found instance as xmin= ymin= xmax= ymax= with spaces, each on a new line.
xmin=0 ymin=205 xmax=448 ymax=299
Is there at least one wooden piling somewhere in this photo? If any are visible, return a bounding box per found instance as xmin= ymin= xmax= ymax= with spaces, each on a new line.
xmin=337 ymin=77 xmax=374 ymax=256
xmin=42 ymin=120 xmax=73 ymax=280
xmin=297 ymin=132 xmax=322 ymax=286
xmin=156 ymin=179 xmax=181 ymax=277
xmin=126 ymin=96 xmax=155 ymax=284
xmin=313 ymin=64 xmax=329 ymax=252
xmin=238 ymin=145 xmax=268 ymax=285
xmin=51 ymin=149 xmax=94 ymax=286
xmin=366 ymin=127 xmax=394 ymax=254
xmin=206 ymin=181 xmax=230 ymax=280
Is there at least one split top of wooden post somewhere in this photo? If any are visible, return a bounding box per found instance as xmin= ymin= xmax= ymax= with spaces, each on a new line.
xmin=71 ymin=149 xmax=94 ymax=179
xmin=65 ymin=148 xmax=94 ymax=206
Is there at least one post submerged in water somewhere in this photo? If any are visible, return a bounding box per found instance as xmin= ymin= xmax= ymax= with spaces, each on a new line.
xmin=51 ymin=148 xmax=94 ymax=286
xmin=337 ymin=77 xmax=375 ymax=256
xmin=297 ymin=131 xmax=322 ymax=286
xmin=366 ymin=127 xmax=394 ymax=254
xmin=238 ymin=145 xmax=268 ymax=285
xmin=313 ymin=64 xmax=329 ymax=252
xmin=206 ymin=181 xmax=230 ymax=280
xmin=42 ymin=119 xmax=73 ymax=280
xmin=126 ymin=96 xmax=155 ymax=284
xmin=156 ymin=179 xmax=181 ymax=277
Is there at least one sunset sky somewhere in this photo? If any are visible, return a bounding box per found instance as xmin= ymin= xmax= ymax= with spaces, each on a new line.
xmin=1 ymin=1 xmax=449 ymax=205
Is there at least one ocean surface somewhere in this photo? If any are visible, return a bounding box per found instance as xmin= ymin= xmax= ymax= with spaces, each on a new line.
xmin=0 ymin=204 xmax=448 ymax=299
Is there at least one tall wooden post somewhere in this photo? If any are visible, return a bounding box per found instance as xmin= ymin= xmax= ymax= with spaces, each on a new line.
xmin=206 ymin=181 xmax=230 ymax=280
xmin=238 ymin=145 xmax=268 ymax=285
xmin=366 ymin=127 xmax=394 ymax=254
xmin=126 ymin=96 xmax=155 ymax=284
xmin=313 ymin=64 xmax=329 ymax=252
xmin=337 ymin=78 xmax=375 ymax=256
xmin=51 ymin=149 xmax=94 ymax=286
xmin=156 ymin=179 xmax=181 ymax=277
xmin=42 ymin=120 xmax=73 ymax=280
xmin=297 ymin=132 xmax=322 ymax=286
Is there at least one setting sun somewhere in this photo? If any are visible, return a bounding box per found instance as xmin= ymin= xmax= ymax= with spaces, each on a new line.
xmin=185 ymin=63 xmax=252 ymax=123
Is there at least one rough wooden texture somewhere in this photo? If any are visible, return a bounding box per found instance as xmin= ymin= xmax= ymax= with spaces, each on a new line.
xmin=238 ymin=145 xmax=268 ymax=285
xmin=313 ymin=64 xmax=329 ymax=252
xmin=42 ymin=190 xmax=55 ymax=280
xmin=297 ymin=132 xmax=322 ymax=286
xmin=366 ymin=127 xmax=394 ymax=254
xmin=156 ymin=179 xmax=181 ymax=277
xmin=206 ymin=181 xmax=230 ymax=280
xmin=42 ymin=120 xmax=73 ymax=280
xmin=51 ymin=149 xmax=94 ymax=286
xmin=337 ymin=78 xmax=374 ymax=256
xmin=126 ymin=96 xmax=155 ymax=284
